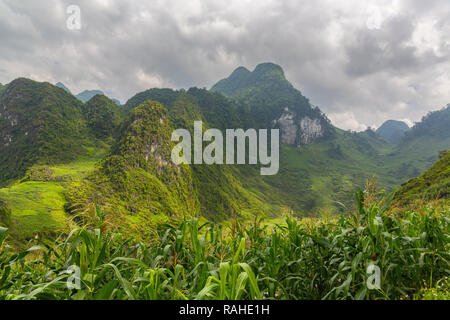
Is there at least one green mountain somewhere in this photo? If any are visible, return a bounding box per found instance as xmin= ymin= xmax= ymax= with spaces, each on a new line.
xmin=119 ymin=63 xmax=449 ymax=216
xmin=67 ymin=101 xmax=199 ymax=232
xmin=84 ymin=94 xmax=265 ymax=224
xmin=209 ymin=63 xmax=450 ymax=211
xmin=0 ymin=78 xmax=92 ymax=184
xmin=82 ymin=94 xmax=124 ymax=139
xmin=124 ymin=88 xmax=180 ymax=112
xmin=55 ymin=82 xmax=71 ymax=94
xmin=394 ymin=149 xmax=449 ymax=205
xmin=384 ymin=105 xmax=450 ymax=182
xmin=0 ymin=64 xmax=448 ymax=240
xmin=212 ymin=63 xmax=333 ymax=145
xmin=122 ymin=88 xmax=375 ymax=214
xmin=376 ymin=120 xmax=410 ymax=144
xmin=76 ymin=90 xmax=104 ymax=103
xmin=405 ymin=105 xmax=450 ymax=140
xmin=76 ymin=89 xmax=121 ymax=105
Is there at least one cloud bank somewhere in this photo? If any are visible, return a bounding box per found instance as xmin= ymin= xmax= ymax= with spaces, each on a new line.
xmin=0 ymin=0 xmax=449 ymax=130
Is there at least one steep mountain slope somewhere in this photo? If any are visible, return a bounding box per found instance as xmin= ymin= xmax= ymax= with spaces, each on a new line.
xmin=65 ymin=100 xmax=235 ymax=236
xmin=0 ymin=78 xmax=92 ymax=184
xmin=376 ymin=120 xmax=410 ymax=144
xmin=122 ymin=85 xmax=394 ymax=214
xmin=394 ymin=150 xmax=449 ymax=205
xmin=210 ymin=66 xmax=251 ymax=96
xmin=82 ymin=94 xmax=124 ymax=139
xmin=212 ymin=63 xmax=333 ymax=146
xmin=81 ymin=101 xmax=198 ymax=221
xmin=55 ymin=82 xmax=71 ymax=94
xmin=210 ymin=63 xmax=449 ymax=212
xmin=1 ymin=67 xmax=448 ymax=240
xmin=383 ymin=105 xmax=450 ymax=182
xmin=83 ymin=96 xmax=266 ymax=221
xmin=407 ymin=105 xmax=450 ymax=139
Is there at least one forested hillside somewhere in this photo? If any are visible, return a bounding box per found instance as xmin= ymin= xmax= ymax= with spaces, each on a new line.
xmin=0 ymin=79 xmax=92 ymax=184
xmin=376 ymin=120 xmax=410 ymax=144
xmin=0 ymin=64 xmax=448 ymax=242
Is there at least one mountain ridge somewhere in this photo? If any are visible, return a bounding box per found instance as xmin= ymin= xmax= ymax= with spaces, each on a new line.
xmin=394 ymin=149 xmax=449 ymax=205
xmin=212 ymin=63 xmax=333 ymax=146
xmin=376 ymin=120 xmax=410 ymax=144
xmin=0 ymin=78 xmax=92 ymax=184
xmin=54 ymin=82 xmax=121 ymax=105
xmin=0 ymin=66 xmax=448 ymax=239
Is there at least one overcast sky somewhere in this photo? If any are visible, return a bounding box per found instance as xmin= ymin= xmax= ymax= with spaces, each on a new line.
xmin=0 ymin=0 xmax=449 ymax=130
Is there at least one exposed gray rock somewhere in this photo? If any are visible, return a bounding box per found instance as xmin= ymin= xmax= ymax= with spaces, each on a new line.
xmin=274 ymin=109 xmax=324 ymax=146
xmin=275 ymin=108 xmax=297 ymax=145
xmin=300 ymin=117 xmax=323 ymax=145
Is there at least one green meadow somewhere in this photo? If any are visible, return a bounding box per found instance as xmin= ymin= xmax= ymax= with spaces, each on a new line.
xmin=0 ymin=146 xmax=109 ymax=240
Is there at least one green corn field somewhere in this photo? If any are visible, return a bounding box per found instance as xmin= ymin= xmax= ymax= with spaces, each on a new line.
xmin=0 ymin=190 xmax=448 ymax=300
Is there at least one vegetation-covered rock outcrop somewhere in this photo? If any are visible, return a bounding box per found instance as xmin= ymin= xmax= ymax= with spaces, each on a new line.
xmin=82 ymin=94 xmax=124 ymax=140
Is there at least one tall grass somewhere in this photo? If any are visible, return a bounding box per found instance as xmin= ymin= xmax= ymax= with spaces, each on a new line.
xmin=0 ymin=190 xmax=448 ymax=300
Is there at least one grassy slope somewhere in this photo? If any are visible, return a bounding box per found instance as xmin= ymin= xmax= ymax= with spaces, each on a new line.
xmin=117 ymin=82 xmax=450 ymax=218
xmin=239 ymin=129 xmax=396 ymax=214
xmin=3 ymin=127 xmax=445 ymax=239
xmin=384 ymin=136 xmax=450 ymax=178
xmin=0 ymin=182 xmax=66 ymax=238
xmin=0 ymin=146 xmax=109 ymax=239
xmin=265 ymin=130 xmax=450 ymax=214
xmin=394 ymin=150 xmax=450 ymax=205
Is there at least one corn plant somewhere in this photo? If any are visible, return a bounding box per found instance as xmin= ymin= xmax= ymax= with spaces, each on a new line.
xmin=0 ymin=190 xmax=448 ymax=300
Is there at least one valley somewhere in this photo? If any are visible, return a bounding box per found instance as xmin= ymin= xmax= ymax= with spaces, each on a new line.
xmin=0 ymin=63 xmax=449 ymax=241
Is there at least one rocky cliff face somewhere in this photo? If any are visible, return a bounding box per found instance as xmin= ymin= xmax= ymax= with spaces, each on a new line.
xmin=212 ymin=63 xmax=332 ymax=146
xmin=300 ymin=117 xmax=323 ymax=145
xmin=274 ymin=108 xmax=324 ymax=146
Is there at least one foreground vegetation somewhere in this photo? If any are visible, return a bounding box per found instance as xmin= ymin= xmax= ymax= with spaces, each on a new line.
xmin=0 ymin=189 xmax=448 ymax=300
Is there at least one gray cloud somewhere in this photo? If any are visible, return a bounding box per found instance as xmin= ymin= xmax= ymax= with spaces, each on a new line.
xmin=0 ymin=0 xmax=449 ymax=130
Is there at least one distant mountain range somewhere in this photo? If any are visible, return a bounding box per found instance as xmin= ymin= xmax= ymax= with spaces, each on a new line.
xmin=376 ymin=120 xmax=410 ymax=144
xmin=0 ymin=63 xmax=448 ymax=239
xmin=55 ymin=82 xmax=71 ymax=94
xmin=55 ymin=82 xmax=121 ymax=105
